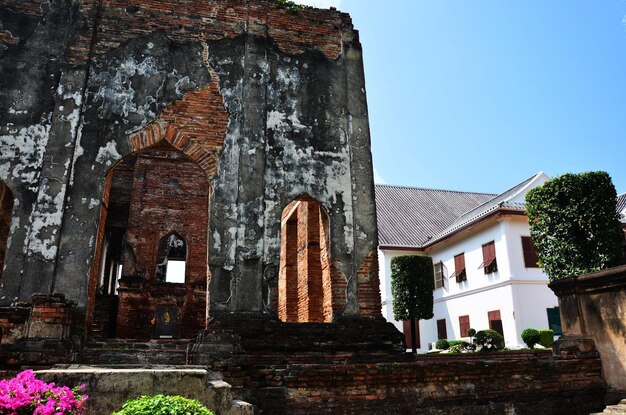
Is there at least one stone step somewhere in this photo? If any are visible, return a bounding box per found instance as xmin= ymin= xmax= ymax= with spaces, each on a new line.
xmin=36 ymin=365 xmax=254 ymax=415
xmin=81 ymin=339 xmax=194 ymax=366
xmin=590 ymin=399 xmax=626 ymax=415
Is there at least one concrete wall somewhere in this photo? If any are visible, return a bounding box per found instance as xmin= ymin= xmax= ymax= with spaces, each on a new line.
xmin=550 ymin=264 xmax=626 ymax=392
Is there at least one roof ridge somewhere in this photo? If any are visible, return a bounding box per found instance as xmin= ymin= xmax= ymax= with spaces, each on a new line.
xmin=375 ymin=183 xmax=496 ymax=196
xmin=448 ymin=172 xmax=541 ymax=220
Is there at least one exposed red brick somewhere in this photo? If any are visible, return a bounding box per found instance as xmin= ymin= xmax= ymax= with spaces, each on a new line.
xmin=279 ymin=197 xmax=336 ymax=323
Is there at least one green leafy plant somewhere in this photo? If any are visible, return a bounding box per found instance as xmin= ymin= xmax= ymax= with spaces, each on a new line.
xmin=467 ymin=328 xmax=476 ymax=337
xmin=474 ymin=329 xmax=504 ymax=352
xmin=274 ymin=0 xmax=307 ymax=14
xmin=435 ymin=339 xmax=450 ymax=350
xmin=113 ymin=394 xmax=215 ymax=415
xmin=538 ymin=329 xmax=554 ymax=348
xmin=525 ymin=171 xmax=625 ymax=281
xmin=391 ymin=255 xmax=434 ymax=353
xmin=521 ymin=328 xmax=541 ymax=349
xmin=447 ymin=340 xmax=474 ymax=353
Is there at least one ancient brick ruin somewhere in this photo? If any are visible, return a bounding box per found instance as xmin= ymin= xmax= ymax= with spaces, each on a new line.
xmin=0 ymin=0 xmax=381 ymax=339
xmin=0 ymin=1 xmax=616 ymax=414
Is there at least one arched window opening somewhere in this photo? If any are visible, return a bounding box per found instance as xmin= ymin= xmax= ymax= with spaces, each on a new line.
xmin=0 ymin=182 xmax=15 ymax=281
xmin=156 ymin=233 xmax=187 ymax=283
xmin=278 ymin=195 xmax=332 ymax=323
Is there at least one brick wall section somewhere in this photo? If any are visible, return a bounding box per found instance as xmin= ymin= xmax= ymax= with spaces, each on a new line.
xmin=116 ymin=149 xmax=209 ymax=339
xmin=88 ymin=0 xmax=351 ymax=63
xmin=279 ymin=199 xmax=336 ymax=323
xmin=319 ymin=209 xmax=332 ymax=321
xmin=253 ymin=356 xmax=606 ymax=415
xmin=278 ymin=211 xmax=299 ymax=322
xmin=0 ymin=183 xmax=13 ymax=281
xmin=357 ymin=250 xmax=382 ymax=318
xmin=0 ymin=307 xmax=29 ymax=345
xmin=128 ymin=65 xmax=228 ymax=179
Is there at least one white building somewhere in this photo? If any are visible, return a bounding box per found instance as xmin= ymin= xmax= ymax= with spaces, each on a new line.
xmin=376 ymin=172 xmax=561 ymax=351
xmin=618 ymin=193 xmax=626 ymax=224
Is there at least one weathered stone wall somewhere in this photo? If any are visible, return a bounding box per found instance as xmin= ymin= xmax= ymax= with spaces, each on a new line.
xmin=0 ymin=0 xmax=378 ymax=323
xmin=550 ymin=264 xmax=626 ymax=392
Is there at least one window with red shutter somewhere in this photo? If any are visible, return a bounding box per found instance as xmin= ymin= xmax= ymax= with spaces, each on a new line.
xmin=459 ymin=315 xmax=470 ymax=337
xmin=521 ymin=236 xmax=539 ymax=268
xmin=451 ymin=253 xmax=466 ymax=282
xmin=479 ymin=241 xmax=498 ymax=274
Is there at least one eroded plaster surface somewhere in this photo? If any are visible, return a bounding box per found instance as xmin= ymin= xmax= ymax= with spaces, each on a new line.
xmin=0 ymin=0 xmax=379 ymax=320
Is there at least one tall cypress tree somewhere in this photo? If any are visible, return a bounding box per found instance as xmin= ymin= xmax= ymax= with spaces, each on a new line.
xmin=391 ymin=255 xmax=435 ymax=353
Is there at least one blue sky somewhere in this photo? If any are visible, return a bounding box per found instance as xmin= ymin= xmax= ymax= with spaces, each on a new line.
xmin=298 ymin=1 xmax=626 ymax=195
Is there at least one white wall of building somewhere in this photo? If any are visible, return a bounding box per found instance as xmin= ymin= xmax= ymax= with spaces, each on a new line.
xmin=379 ymin=215 xmax=558 ymax=352
xmin=378 ymin=248 xmax=422 ymax=334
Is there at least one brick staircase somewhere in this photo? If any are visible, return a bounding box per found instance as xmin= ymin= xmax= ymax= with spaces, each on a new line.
xmin=81 ymin=338 xmax=192 ymax=366
xmin=592 ymin=400 xmax=626 ymax=415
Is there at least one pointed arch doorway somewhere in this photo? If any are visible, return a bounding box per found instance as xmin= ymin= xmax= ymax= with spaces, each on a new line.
xmin=88 ymin=141 xmax=210 ymax=340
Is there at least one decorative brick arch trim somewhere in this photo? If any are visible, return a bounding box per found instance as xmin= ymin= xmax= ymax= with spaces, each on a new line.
xmin=128 ymin=122 xmax=216 ymax=175
xmin=127 ymin=66 xmax=228 ymax=180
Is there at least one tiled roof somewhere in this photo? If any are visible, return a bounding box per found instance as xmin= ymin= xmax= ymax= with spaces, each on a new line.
xmin=426 ymin=173 xmax=541 ymax=244
xmin=375 ymin=185 xmax=495 ymax=248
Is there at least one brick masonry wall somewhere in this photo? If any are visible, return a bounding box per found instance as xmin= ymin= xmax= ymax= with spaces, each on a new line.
xmin=253 ymin=355 xmax=606 ymax=415
xmin=357 ymin=250 xmax=382 ymax=318
xmin=0 ymin=307 xmax=28 ymax=345
xmin=116 ymin=149 xmax=209 ymax=339
xmin=279 ymin=199 xmax=337 ymax=322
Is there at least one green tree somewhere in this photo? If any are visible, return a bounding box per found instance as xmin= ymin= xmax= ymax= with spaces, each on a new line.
xmin=525 ymin=171 xmax=625 ymax=281
xmin=391 ymin=255 xmax=434 ymax=353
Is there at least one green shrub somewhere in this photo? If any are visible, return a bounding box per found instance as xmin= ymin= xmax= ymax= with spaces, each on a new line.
xmin=113 ymin=394 xmax=215 ymax=415
xmin=467 ymin=328 xmax=476 ymax=338
xmin=474 ymin=330 xmax=504 ymax=352
xmin=521 ymin=328 xmax=541 ymax=349
xmin=526 ymin=171 xmax=625 ymax=281
xmin=435 ymin=339 xmax=450 ymax=350
xmin=447 ymin=340 xmax=475 ymax=353
xmin=538 ymin=329 xmax=554 ymax=348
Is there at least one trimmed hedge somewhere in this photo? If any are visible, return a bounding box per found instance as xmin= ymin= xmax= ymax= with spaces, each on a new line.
xmin=474 ymin=329 xmax=504 ymax=352
xmin=435 ymin=339 xmax=450 ymax=350
xmin=526 ymin=172 xmax=625 ymax=281
xmin=538 ymin=329 xmax=554 ymax=348
xmin=391 ymin=256 xmax=434 ymax=321
xmin=521 ymin=328 xmax=540 ymax=349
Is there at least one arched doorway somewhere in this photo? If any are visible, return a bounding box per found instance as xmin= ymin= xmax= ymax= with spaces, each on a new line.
xmin=88 ymin=142 xmax=210 ymax=340
xmin=278 ymin=195 xmax=334 ymax=323
xmin=0 ymin=182 xmax=14 ymax=281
